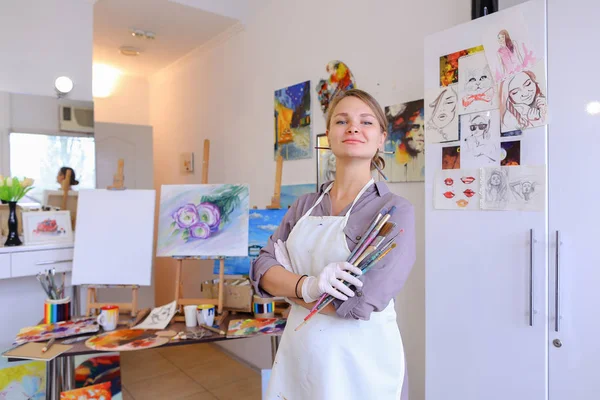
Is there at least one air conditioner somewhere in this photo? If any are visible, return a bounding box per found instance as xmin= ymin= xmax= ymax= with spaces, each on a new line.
xmin=59 ymin=105 xmax=94 ymax=133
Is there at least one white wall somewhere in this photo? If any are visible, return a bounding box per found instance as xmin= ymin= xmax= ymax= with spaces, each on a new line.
xmin=94 ymin=75 xmax=150 ymax=126
xmin=0 ymin=0 xmax=93 ymax=348
xmin=150 ymin=1 xmax=470 ymax=398
xmin=0 ymin=0 xmax=93 ymax=100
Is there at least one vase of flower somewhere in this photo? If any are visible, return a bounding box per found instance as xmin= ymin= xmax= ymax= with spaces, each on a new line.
xmin=0 ymin=176 xmax=34 ymax=247
xmin=5 ymin=201 xmax=21 ymax=246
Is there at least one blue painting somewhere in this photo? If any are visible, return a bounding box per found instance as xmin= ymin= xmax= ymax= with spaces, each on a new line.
xmin=214 ymin=209 xmax=287 ymax=275
xmin=274 ymin=81 xmax=312 ymax=161
xmin=281 ymin=184 xmax=315 ymax=208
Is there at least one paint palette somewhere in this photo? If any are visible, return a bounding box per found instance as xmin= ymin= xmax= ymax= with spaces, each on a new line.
xmin=85 ymin=329 xmax=169 ymax=352
xmin=226 ymin=318 xmax=286 ymax=338
xmin=14 ymin=317 xmax=99 ymax=345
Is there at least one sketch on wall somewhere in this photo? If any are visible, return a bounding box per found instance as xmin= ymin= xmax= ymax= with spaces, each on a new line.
xmin=459 ymin=110 xmax=501 ymax=168
xmin=274 ymin=80 xmax=312 ymax=161
xmin=481 ymin=165 xmax=545 ymax=211
xmin=434 ymin=169 xmax=480 ymax=210
xmin=499 ymin=62 xmax=547 ymax=132
xmin=458 ymin=52 xmax=498 ymax=115
xmin=156 ymin=184 xmax=249 ymax=257
xmin=481 ymin=8 xmax=540 ymax=82
xmin=316 ymin=60 xmax=356 ymax=116
xmin=425 ymin=86 xmax=459 ymax=143
xmin=384 ymin=99 xmax=425 ymax=182
xmin=439 ymin=45 xmax=484 ymax=87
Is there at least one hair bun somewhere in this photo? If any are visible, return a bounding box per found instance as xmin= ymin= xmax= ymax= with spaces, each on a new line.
xmin=371 ymin=154 xmax=385 ymax=171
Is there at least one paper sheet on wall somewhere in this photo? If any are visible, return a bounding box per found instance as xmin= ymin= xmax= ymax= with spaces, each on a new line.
xmin=480 ymin=165 xmax=545 ymax=211
xmin=459 ymin=110 xmax=501 ymax=168
xmin=425 ymin=85 xmax=459 ymax=143
xmin=458 ymin=52 xmax=499 ymax=115
xmin=72 ymin=189 xmax=156 ymax=286
xmin=434 ymin=169 xmax=480 ymax=210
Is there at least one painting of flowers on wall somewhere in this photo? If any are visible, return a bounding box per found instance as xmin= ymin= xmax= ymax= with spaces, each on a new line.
xmin=156 ymin=184 xmax=249 ymax=257
xmin=274 ymin=80 xmax=312 ymax=161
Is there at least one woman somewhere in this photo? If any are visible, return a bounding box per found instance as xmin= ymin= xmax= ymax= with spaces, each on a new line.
xmin=56 ymin=167 xmax=79 ymax=190
xmin=250 ymin=89 xmax=416 ymax=399
xmin=496 ymin=29 xmax=524 ymax=77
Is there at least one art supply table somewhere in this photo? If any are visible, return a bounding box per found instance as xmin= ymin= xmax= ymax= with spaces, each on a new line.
xmin=8 ymin=312 xmax=282 ymax=400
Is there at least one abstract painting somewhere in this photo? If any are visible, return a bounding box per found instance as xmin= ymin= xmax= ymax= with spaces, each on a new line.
xmin=384 ymin=99 xmax=425 ymax=182
xmin=316 ymin=60 xmax=356 ymax=116
xmin=74 ymin=354 xmax=121 ymax=399
xmin=280 ymin=184 xmax=315 ymax=208
xmin=226 ymin=318 xmax=287 ymax=338
xmin=501 ymin=140 xmax=521 ymax=166
xmin=0 ymin=360 xmax=45 ymax=400
xmin=14 ymin=317 xmax=99 ymax=345
xmin=22 ymin=211 xmax=73 ymax=245
xmin=459 ymin=110 xmax=501 ymax=168
xmin=439 ymin=45 xmax=484 ymax=87
xmin=85 ymin=330 xmax=169 ymax=352
xmin=157 ymin=184 xmax=249 ymax=257
xmin=434 ymin=169 xmax=480 ymax=210
xmin=481 ymin=8 xmax=540 ymax=82
xmin=60 ymin=382 xmax=111 ymax=400
xmin=213 ymin=209 xmax=286 ymax=275
xmin=316 ymin=134 xmax=335 ymax=189
xmin=425 ymin=86 xmax=459 ymax=143
xmin=274 ymin=80 xmax=311 ymax=161
xmin=499 ymin=61 xmax=547 ymax=132
xmin=458 ymin=52 xmax=498 ymax=115
xmin=442 ymin=146 xmax=460 ymax=170
xmin=480 ymin=165 xmax=545 ymax=211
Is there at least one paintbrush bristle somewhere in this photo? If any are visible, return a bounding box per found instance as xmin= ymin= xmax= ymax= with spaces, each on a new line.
xmin=378 ymin=222 xmax=395 ymax=238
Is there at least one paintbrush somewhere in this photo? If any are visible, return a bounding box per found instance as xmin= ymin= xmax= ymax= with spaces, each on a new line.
xmin=309 ymin=207 xmax=387 ymax=314
xmin=348 ymin=206 xmax=396 ymax=265
xmin=295 ymin=243 xmax=397 ymax=331
xmin=353 ymin=222 xmax=396 ymax=265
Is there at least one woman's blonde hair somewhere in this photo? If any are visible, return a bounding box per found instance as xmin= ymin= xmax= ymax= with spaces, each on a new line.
xmin=325 ymin=89 xmax=387 ymax=171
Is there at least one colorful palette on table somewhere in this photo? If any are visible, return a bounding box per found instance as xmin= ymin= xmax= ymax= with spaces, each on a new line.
xmin=85 ymin=329 xmax=169 ymax=352
xmin=226 ymin=318 xmax=286 ymax=338
xmin=14 ymin=317 xmax=99 ymax=345
xmin=60 ymin=382 xmax=112 ymax=400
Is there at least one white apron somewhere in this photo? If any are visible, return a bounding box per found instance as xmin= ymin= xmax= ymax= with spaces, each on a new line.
xmin=266 ymin=179 xmax=405 ymax=400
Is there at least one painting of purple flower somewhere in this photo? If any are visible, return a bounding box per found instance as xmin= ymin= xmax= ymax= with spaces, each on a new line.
xmin=196 ymin=202 xmax=221 ymax=232
xmin=173 ymin=204 xmax=199 ymax=228
xmin=189 ymin=222 xmax=211 ymax=239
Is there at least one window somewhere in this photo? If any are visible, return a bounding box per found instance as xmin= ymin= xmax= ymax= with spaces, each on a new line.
xmin=9 ymin=133 xmax=96 ymax=206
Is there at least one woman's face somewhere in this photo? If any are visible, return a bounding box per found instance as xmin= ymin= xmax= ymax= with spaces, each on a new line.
xmin=327 ymin=96 xmax=385 ymax=162
xmin=497 ymin=33 xmax=506 ymax=46
xmin=56 ymin=172 xmax=64 ymax=184
xmin=406 ymin=114 xmax=425 ymax=153
xmin=433 ymin=89 xmax=457 ymax=129
xmin=508 ymin=72 xmax=536 ymax=106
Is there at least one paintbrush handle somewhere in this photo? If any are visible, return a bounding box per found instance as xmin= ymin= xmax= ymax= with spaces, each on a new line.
xmin=346 ymin=210 xmax=385 ymax=263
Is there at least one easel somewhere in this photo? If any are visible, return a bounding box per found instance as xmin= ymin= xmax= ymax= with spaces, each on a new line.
xmin=60 ymin=169 xmax=77 ymax=230
xmin=84 ymin=159 xmax=139 ymax=317
xmin=266 ymin=154 xmax=283 ymax=209
xmin=173 ymin=139 xmax=226 ymax=320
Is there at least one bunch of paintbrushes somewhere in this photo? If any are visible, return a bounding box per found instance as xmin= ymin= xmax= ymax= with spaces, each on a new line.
xmin=36 ymin=268 xmax=66 ymax=300
xmin=295 ymin=206 xmax=401 ymax=331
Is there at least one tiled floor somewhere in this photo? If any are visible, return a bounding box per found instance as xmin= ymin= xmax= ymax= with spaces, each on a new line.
xmin=120 ymin=343 xmax=262 ymax=400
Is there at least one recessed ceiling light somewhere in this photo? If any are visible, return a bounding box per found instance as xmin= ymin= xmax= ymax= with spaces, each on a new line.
xmin=54 ymin=76 xmax=74 ymax=96
xmin=131 ymin=29 xmax=144 ymax=38
xmin=119 ymin=46 xmax=141 ymax=56
xmin=144 ymin=31 xmax=156 ymax=40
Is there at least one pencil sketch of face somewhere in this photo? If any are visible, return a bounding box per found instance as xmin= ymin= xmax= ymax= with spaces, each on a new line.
xmin=465 ymin=65 xmax=493 ymax=95
xmin=522 ymin=181 xmax=534 ymax=197
xmin=486 ymin=170 xmax=508 ymax=203
xmin=151 ymin=306 xmax=172 ymax=324
xmin=430 ymin=87 xmax=457 ymax=129
xmin=466 ymin=114 xmax=490 ymax=147
xmin=508 ymin=72 xmax=536 ymax=106
xmin=490 ymin=171 xmax=502 ymax=186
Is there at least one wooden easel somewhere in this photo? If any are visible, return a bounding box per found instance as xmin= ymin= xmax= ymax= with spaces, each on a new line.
xmin=61 ymin=169 xmax=77 ymax=230
xmin=173 ymin=140 xmax=226 ymax=319
xmin=266 ymin=154 xmax=283 ymax=209
xmin=85 ymin=159 xmax=139 ymax=317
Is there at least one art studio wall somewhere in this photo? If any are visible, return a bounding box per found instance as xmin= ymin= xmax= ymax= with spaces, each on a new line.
xmin=150 ymin=0 xmax=471 ymax=398
xmin=0 ymin=0 xmax=94 ymax=347
xmin=94 ymin=75 xmax=151 ymax=126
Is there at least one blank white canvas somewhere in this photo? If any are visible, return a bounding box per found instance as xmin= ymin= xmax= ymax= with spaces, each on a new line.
xmin=72 ymin=189 xmax=156 ymax=286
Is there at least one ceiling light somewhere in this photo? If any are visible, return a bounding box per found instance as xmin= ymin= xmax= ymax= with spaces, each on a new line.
xmin=144 ymin=31 xmax=156 ymax=40
xmin=131 ymin=29 xmax=144 ymax=38
xmin=54 ymin=76 xmax=74 ymax=97
xmin=586 ymin=101 xmax=600 ymax=115
xmin=93 ymin=64 xmax=121 ymax=98
xmin=119 ymin=46 xmax=140 ymax=56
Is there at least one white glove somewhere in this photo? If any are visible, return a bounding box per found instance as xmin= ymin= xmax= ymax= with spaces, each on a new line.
xmin=301 ymin=262 xmax=363 ymax=303
xmin=274 ymin=239 xmax=293 ymax=272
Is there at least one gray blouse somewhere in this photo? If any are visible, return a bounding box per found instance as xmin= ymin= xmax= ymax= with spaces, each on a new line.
xmin=249 ymin=180 xmax=416 ymax=321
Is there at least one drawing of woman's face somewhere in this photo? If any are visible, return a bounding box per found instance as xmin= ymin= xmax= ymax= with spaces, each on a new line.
xmin=490 ymin=172 xmax=502 ymax=186
xmin=508 ymin=72 xmax=536 ymax=106
xmin=406 ymin=114 xmax=425 ymax=153
xmin=522 ymin=181 xmax=533 ymax=194
xmin=433 ymin=89 xmax=457 ymax=129
xmin=468 ymin=115 xmax=489 ymax=144
xmin=497 ymin=32 xmax=506 ymax=46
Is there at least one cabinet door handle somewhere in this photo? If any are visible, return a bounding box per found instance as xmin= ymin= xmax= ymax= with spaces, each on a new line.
xmin=529 ymin=229 xmax=535 ymax=327
xmin=35 ymin=259 xmax=73 ymax=266
xmin=555 ymin=230 xmax=561 ymax=332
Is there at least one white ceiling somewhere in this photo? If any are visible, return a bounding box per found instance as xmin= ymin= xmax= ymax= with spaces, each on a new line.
xmin=93 ymin=0 xmax=269 ymax=77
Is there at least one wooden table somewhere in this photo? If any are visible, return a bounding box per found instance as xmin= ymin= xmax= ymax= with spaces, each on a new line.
xmin=16 ymin=312 xmax=283 ymax=400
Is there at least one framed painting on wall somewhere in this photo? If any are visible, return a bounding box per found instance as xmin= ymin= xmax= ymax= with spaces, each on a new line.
xmin=22 ymin=211 xmax=73 ymax=245
xmin=316 ymin=134 xmax=335 ymax=190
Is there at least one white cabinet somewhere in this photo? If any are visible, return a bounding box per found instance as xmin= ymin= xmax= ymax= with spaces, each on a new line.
xmin=10 ymin=248 xmax=74 ymax=278
xmin=547 ymin=0 xmax=600 ymax=397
